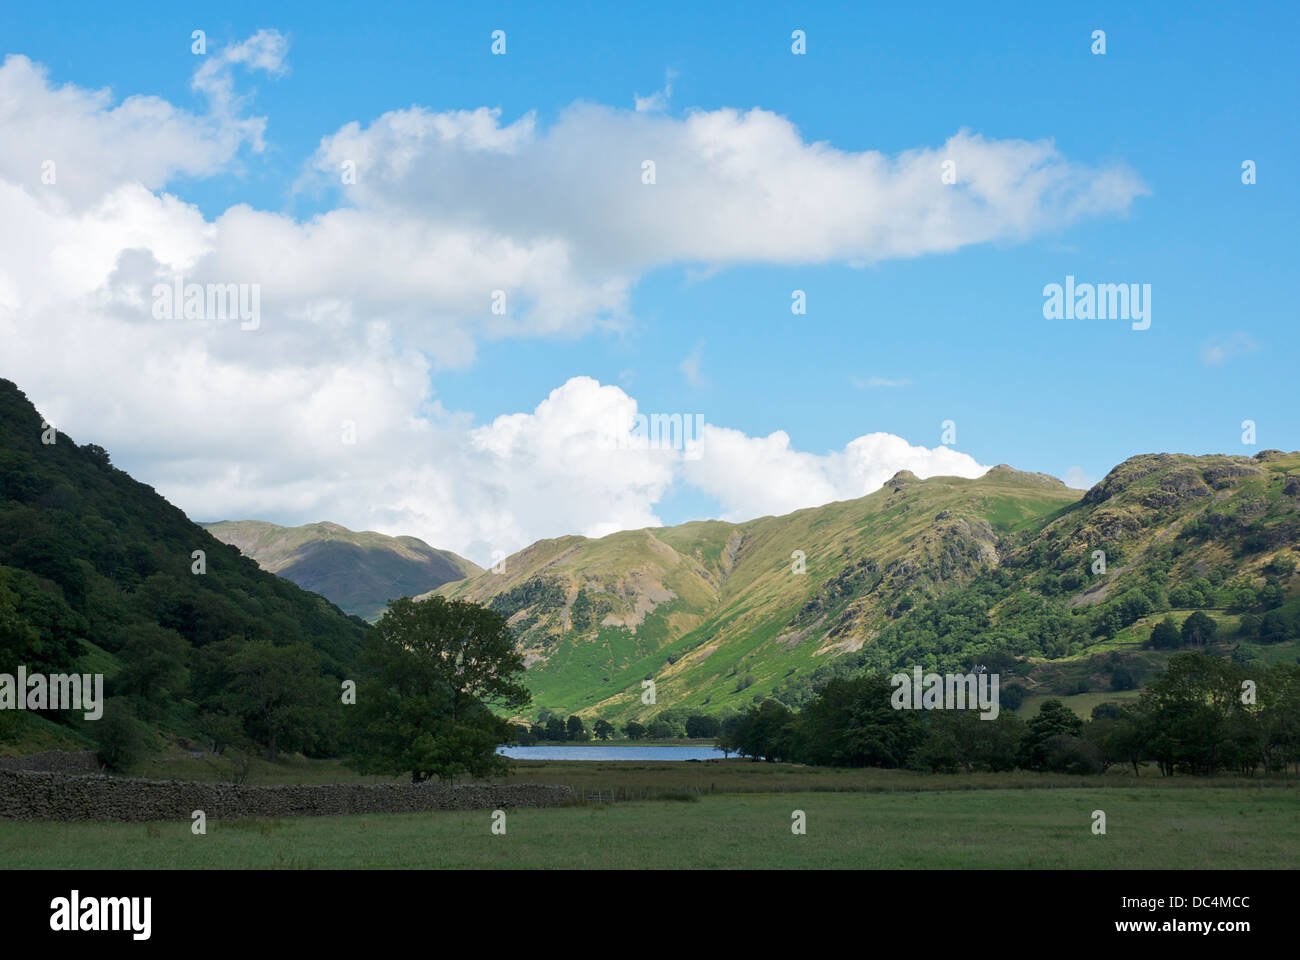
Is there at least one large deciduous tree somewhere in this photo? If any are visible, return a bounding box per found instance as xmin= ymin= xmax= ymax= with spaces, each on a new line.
xmin=349 ymin=596 xmax=530 ymax=782
xmin=218 ymin=640 xmax=332 ymax=761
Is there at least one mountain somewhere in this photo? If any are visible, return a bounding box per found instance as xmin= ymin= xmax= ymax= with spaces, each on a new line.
xmin=0 ymin=378 xmax=368 ymax=754
xmin=431 ymin=453 xmax=1300 ymax=722
xmin=7 ymin=360 xmax=1294 ymax=745
xmin=431 ymin=466 xmax=1081 ymax=717
xmin=204 ymin=520 xmax=480 ymax=622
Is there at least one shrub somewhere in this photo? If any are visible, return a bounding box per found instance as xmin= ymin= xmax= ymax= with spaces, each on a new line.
xmin=93 ymin=700 xmax=146 ymax=772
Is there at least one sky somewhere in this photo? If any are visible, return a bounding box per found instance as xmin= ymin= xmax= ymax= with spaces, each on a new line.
xmin=1 ymin=1 xmax=1296 ymax=566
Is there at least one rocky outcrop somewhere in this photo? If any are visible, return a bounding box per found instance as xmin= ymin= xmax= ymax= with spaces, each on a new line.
xmin=1083 ymin=454 xmax=1178 ymax=505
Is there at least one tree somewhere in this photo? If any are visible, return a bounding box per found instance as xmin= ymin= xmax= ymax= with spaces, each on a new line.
xmin=544 ymin=716 xmax=567 ymax=741
xmin=624 ymin=720 xmax=646 ymax=741
xmin=1258 ymin=602 xmax=1300 ymax=644
xmin=93 ymin=699 xmax=145 ymax=773
xmin=798 ymin=675 xmax=925 ymax=768
xmin=348 ymin=596 xmax=529 ymax=782
xmin=110 ymin=624 xmax=191 ymax=722
xmin=914 ymin=709 xmax=1025 ymax=773
xmin=0 ymin=564 xmax=84 ymax=674
xmin=1116 ymin=590 xmax=1154 ymax=627
xmin=716 ymin=714 xmax=744 ymax=757
xmin=1138 ymin=652 xmax=1245 ymax=776
xmin=1267 ymin=553 xmax=1296 ymax=577
xmin=1148 ymin=616 xmax=1181 ymax=650
xmin=1258 ymin=663 xmax=1300 ymax=776
xmin=217 ymin=640 xmax=333 ymax=761
xmin=196 ymin=709 xmax=246 ymax=756
xmin=1181 ymin=611 xmax=1218 ymax=648
xmin=646 ymin=716 xmax=684 ymax=739
xmin=646 ymin=717 xmax=669 ymax=739
xmin=1107 ymin=705 xmax=1151 ymax=776
xmin=593 ymin=718 xmax=614 ymax=740
xmin=685 ymin=714 xmax=721 ymax=739
xmin=1041 ymin=733 xmax=1103 ymax=774
xmin=732 ymin=700 xmax=796 ymax=762
xmin=566 ymin=715 xmax=589 ymax=742
xmin=1227 ymin=587 xmax=1258 ymax=613
xmin=1017 ymin=700 xmax=1084 ymax=770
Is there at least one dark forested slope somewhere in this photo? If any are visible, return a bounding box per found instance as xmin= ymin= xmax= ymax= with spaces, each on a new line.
xmin=0 ymin=378 xmax=368 ymax=759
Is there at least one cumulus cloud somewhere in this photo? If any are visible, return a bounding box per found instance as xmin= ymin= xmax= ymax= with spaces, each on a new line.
xmin=0 ymin=35 xmax=285 ymax=210
xmin=683 ymin=427 xmax=989 ymax=521
xmin=143 ymin=376 xmax=677 ymax=565
xmin=104 ymin=372 xmax=985 ymax=565
xmin=0 ymin=38 xmax=1128 ymax=564
xmin=306 ymin=104 xmax=1146 ymax=276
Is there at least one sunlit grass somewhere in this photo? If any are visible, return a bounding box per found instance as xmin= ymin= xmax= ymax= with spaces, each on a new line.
xmin=4 ymin=787 xmax=1296 ymax=869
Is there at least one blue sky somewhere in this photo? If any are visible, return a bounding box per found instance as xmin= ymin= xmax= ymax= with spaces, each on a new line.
xmin=1 ymin=1 xmax=1296 ymax=556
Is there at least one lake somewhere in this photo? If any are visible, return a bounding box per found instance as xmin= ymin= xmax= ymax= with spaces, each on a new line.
xmin=497 ymin=745 xmax=733 ymax=761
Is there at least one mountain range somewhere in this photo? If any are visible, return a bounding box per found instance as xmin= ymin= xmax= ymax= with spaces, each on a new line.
xmin=429 ymin=453 xmax=1300 ymax=721
xmin=3 ymin=372 xmax=1296 ymax=745
xmin=203 ymin=520 xmax=480 ymax=621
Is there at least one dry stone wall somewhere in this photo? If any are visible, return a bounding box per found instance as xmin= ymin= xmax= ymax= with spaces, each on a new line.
xmin=0 ymin=750 xmax=101 ymax=774
xmin=0 ymin=770 xmax=574 ymax=822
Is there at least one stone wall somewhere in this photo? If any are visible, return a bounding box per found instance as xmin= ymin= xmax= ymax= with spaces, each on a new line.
xmin=0 ymin=749 xmax=101 ymax=774
xmin=0 ymin=770 xmax=574 ymax=822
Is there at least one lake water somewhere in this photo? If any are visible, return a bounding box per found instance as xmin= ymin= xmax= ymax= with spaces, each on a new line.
xmin=497 ymin=745 xmax=733 ymax=761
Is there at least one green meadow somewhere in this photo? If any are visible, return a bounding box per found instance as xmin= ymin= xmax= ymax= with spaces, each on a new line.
xmin=5 ymin=762 xmax=1297 ymax=870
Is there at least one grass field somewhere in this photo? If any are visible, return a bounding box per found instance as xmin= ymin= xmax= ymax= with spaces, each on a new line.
xmin=486 ymin=759 xmax=1300 ymax=799
xmin=4 ymin=786 xmax=1297 ymax=869
xmin=4 ymin=758 xmax=1298 ymax=869
xmin=111 ymin=752 xmax=1300 ymax=794
xmin=1017 ymin=690 xmax=1141 ymax=720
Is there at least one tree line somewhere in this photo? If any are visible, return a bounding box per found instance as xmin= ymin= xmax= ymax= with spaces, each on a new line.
xmin=509 ymin=709 xmax=725 ymax=744
xmin=714 ymin=654 xmax=1300 ymax=777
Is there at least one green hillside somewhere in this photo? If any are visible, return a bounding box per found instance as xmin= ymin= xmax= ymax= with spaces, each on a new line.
xmin=0 ymin=379 xmax=369 ymax=758
xmin=433 ymin=453 xmax=1300 ymax=723
xmin=6 ymin=360 xmax=1295 ymax=755
xmin=205 ymin=520 xmax=480 ymax=622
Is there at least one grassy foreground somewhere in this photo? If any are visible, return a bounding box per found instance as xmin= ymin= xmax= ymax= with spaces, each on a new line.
xmin=4 ymin=786 xmax=1297 ymax=869
xmin=484 ymin=759 xmax=1300 ymax=798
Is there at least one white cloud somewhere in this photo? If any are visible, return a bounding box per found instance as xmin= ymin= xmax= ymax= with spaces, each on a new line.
xmin=679 ymin=341 xmax=708 ymax=387
xmin=190 ymin=29 xmax=289 ymax=153
xmin=683 ymin=426 xmax=989 ymax=522
xmin=0 ymin=40 xmax=1134 ymax=566
xmin=307 ymin=105 xmax=1146 ymax=275
xmin=1201 ymin=332 xmax=1258 ymax=367
xmin=0 ymin=37 xmax=285 ymax=210
xmin=634 ymin=69 xmax=676 ymax=113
